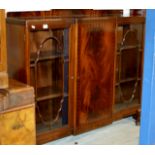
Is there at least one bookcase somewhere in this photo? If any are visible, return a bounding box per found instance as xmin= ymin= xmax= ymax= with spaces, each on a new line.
xmin=6 ymin=12 xmax=145 ymax=144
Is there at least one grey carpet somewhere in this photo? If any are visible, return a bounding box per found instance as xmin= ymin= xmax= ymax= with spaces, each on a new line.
xmin=46 ymin=117 xmax=140 ymax=145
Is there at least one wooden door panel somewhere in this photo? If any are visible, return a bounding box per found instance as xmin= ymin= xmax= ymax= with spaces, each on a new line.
xmin=76 ymin=18 xmax=116 ymax=126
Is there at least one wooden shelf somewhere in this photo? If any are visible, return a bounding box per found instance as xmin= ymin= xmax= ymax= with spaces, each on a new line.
xmin=36 ymin=118 xmax=63 ymax=134
xmin=29 ymin=51 xmax=69 ymax=68
xmin=30 ymin=51 xmax=63 ymax=63
xmin=36 ymin=86 xmax=68 ymax=102
xmin=114 ymin=98 xmax=140 ymax=113
xmin=117 ymin=47 xmax=143 ymax=55
xmin=120 ymin=45 xmax=141 ymax=50
xmin=115 ymin=77 xmax=141 ymax=86
xmin=117 ymin=44 xmax=140 ymax=50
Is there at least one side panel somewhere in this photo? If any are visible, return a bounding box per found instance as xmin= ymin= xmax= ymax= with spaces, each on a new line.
xmin=76 ymin=18 xmax=116 ymax=132
xmin=0 ymin=9 xmax=8 ymax=88
xmin=6 ymin=23 xmax=26 ymax=83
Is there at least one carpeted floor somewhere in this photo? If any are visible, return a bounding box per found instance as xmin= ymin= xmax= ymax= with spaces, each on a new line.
xmin=46 ymin=117 xmax=140 ymax=145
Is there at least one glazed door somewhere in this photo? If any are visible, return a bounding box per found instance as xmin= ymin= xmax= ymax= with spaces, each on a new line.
xmin=27 ymin=18 xmax=73 ymax=144
xmin=114 ymin=17 xmax=145 ymax=118
xmin=74 ymin=18 xmax=116 ymax=133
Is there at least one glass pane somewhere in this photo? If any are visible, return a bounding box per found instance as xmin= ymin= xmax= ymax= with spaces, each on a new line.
xmin=115 ymin=81 xmax=141 ymax=112
xmin=115 ymin=23 xmax=143 ymax=112
xmin=29 ymin=28 xmax=69 ymax=133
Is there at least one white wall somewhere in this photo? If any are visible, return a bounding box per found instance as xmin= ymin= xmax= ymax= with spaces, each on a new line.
xmin=1 ymin=0 xmax=148 ymax=12
xmin=1 ymin=0 xmax=98 ymax=12
xmin=3 ymin=0 xmax=53 ymax=12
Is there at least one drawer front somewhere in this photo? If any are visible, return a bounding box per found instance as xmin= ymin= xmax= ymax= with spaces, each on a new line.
xmin=0 ymin=105 xmax=36 ymax=144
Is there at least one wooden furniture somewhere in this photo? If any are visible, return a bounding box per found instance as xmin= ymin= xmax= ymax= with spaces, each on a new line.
xmin=0 ymin=9 xmax=8 ymax=88
xmin=7 ymin=9 xmax=123 ymax=18
xmin=6 ymin=12 xmax=145 ymax=144
xmin=6 ymin=17 xmax=74 ymax=144
xmin=113 ymin=17 xmax=145 ymax=121
xmin=130 ymin=9 xmax=146 ymax=16
xmin=71 ymin=17 xmax=116 ymax=134
xmin=0 ymin=79 xmax=36 ymax=144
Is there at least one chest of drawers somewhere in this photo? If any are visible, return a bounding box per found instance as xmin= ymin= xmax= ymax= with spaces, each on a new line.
xmin=0 ymin=79 xmax=36 ymax=144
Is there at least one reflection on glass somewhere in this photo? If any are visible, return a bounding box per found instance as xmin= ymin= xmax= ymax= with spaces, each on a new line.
xmin=29 ymin=29 xmax=69 ymax=133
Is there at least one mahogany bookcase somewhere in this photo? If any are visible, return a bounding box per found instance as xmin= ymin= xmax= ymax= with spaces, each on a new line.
xmin=6 ymin=12 xmax=145 ymax=144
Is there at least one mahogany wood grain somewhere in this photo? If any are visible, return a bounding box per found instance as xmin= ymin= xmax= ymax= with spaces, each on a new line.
xmin=117 ymin=17 xmax=145 ymax=25
xmin=7 ymin=9 xmax=123 ymax=18
xmin=74 ymin=18 xmax=116 ymax=133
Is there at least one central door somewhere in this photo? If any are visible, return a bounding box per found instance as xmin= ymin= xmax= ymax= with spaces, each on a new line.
xmin=73 ymin=17 xmax=116 ymax=133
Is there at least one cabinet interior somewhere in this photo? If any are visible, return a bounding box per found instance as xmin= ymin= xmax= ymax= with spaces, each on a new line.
xmin=115 ymin=23 xmax=144 ymax=113
xmin=29 ymin=28 xmax=69 ymax=133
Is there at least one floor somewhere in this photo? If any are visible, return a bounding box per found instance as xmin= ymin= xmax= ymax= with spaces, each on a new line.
xmin=46 ymin=117 xmax=140 ymax=145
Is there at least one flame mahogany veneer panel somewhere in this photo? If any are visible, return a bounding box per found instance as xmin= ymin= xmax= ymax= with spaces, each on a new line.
xmin=76 ymin=18 xmax=116 ymax=126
